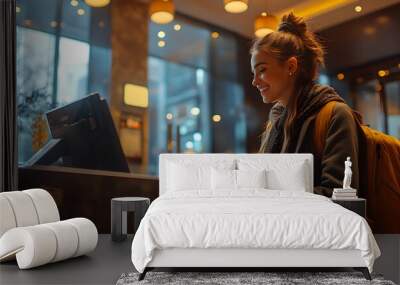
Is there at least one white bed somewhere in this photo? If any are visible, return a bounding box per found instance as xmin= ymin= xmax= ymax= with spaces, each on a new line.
xmin=131 ymin=154 xmax=380 ymax=280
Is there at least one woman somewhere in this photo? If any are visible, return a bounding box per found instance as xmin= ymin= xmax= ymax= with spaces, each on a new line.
xmin=251 ymin=13 xmax=359 ymax=197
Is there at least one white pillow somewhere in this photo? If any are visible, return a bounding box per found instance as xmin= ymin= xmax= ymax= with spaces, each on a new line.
xmin=211 ymin=168 xmax=236 ymax=190
xmin=211 ymin=168 xmax=268 ymax=190
xmin=266 ymin=162 xmax=307 ymax=191
xmin=236 ymin=169 xmax=267 ymax=188
xmin=237 ymin=158 xmax=309 ymax=192
xmin=166 ymin=159 xmax=236 ymax=192
xmin=167 ymin=162 xmax=211 ymax=191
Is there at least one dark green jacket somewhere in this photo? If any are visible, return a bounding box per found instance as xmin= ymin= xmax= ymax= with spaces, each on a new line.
xmin=259 ymin=102 xmax=359 ymax=197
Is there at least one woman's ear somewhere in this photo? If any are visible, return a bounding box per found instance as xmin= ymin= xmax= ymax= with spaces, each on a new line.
xmin=287 ymin=56 xmax=298 ymax=76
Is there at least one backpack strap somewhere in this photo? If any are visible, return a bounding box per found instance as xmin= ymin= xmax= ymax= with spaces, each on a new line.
xmin=314 ymin=101 xmax=337 ymax=157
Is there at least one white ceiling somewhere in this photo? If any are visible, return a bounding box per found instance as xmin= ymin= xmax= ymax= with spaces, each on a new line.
xmin=170 ymin=0 xmax=400 ymax=38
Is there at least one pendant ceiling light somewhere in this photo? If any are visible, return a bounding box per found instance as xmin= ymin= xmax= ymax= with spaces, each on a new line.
xmin=149 ymin=0 xmax=175 ymax=24
xmin=254 ymin=12 xmax=278 ymax=38
xmin=224 ymin=0 xmax=248 ymax=14
xmin=84 ymin=0 xmax=110 ymax=8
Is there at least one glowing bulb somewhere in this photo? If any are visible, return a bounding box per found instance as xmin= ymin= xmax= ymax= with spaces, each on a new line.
xmin=185 ymin=141 xmax=194 ymax=149
xmin=337 ymin=73 xmax=345 ymax=80
xmin=354 ymin=5 xmax=362 ymax=13
xmin=174 ymin=24 xmax=181 ymax=31
xmin=166 ymin=113 xmax=173 ymax=120
xmin=378 ymin=70 xmax=389 ymax=77
xmin=212 ymin=114 xmax=221 ymax=122
xmin=77 ymin=8 xmax=85 ymax=16
xmin=70 ymin=0 xmax=79 ymax=7
xmin=193 ymin=133 xmax=202 ymax=141
xmin=158 ymin=40 xmax=166 ymax=47
xmin=158 ymin=31 xmax=166 ymax=38
xmin=191 ymin=107 xmax=200 ymax=116
xmin=211 ymin=32 xmax=219 ymax=39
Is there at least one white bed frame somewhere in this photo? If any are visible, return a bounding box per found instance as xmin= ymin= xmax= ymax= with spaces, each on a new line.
xmin=139 ymin=154 xmax=371 ymax=280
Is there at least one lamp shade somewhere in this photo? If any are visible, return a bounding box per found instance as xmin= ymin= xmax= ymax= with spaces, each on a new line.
xmin=149 ymin=0 xmax=175 ymax=24
xmin=254 ymin=13 xmax=278 ymax=38
xmin=224 ymin=0 xmax=248 ymax=14
xmin=84 ymin=0 xmax=110 ymax=7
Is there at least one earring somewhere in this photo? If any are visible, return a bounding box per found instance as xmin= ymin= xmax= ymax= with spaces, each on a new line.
xmin=289 ymin=72 xmax=293 ymax=76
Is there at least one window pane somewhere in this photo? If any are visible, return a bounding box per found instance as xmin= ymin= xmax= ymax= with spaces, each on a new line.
xmin=356 ymin=79 xmax=385 ymax=132
xmin=386 ymin=80 xmax=400 ymax=138
xmin=149 ymin=18 xmax=210 ymax=70
xmin=213 ymin=80 xmax=246 ymax=153
xmin=57 ymin=37 xmax=90 ymax=105
xmin=148 ymin=15 xmax=246 ymax=174
xmin=88 ymin=45 xmax=111 ymax=100
xmin=17 ymin=26 xmax=55 ymax=163
xmin=148 ymin=56 xmax=211 ymax=175
xmin=212 ymin=32 xmax=238 ymax=81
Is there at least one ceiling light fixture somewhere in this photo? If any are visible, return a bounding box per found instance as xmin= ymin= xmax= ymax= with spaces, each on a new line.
xmin=149 ymin=0 xmax=175 ymax=24
xmin=85 ymin=0 xmax=110 ymax=7
xmin=254 ymin=12 xmax=278 ymax=38
xmin=224 ymin=0 xmax=248 ymax=14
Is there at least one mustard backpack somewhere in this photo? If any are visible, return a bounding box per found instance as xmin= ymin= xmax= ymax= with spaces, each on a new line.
xmin=314 ymin=101 xmax=400 ymax=233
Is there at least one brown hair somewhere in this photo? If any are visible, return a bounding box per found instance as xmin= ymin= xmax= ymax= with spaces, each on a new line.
xmin=251 ymin=12 xmax=325 ymax=152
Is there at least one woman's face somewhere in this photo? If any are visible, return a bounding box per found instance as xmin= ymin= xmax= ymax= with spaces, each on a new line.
xmin=251 ymin=50 xmax=295 ymax=105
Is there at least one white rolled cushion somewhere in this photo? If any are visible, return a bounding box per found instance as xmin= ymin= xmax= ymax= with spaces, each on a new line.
xmin=211 ymin=168 xmax=236 ymax=190
xmin=64 ymin=218 xmax=98 ymax=257
xmin=0 ymin=218 xmax=97 ymax=269
xmin=0 ymin=196 xmax=17 ymax=237
xmin=236 ymin=169 xmax=267 ymax=188
xmin=0 ymin=225 xmax=57 ymax=269
xmin=42 ymin=221 xmax=79 ymax=262
xmin=0 ymin=191 xmax=39 ymax=227
xmin=23 ymin=189 xmax=60 ymax=223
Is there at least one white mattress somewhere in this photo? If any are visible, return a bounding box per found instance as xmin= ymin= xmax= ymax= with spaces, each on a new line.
xmin=131 ymin=190 xmax=380 ymax=273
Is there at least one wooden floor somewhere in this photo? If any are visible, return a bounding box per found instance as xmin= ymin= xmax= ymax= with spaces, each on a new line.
xmin=0 ymin=234 xmax=399 ymax=285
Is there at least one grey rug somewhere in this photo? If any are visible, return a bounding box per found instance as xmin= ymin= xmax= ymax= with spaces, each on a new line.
xmin=116 ymin=271 xmax=396 ymax=285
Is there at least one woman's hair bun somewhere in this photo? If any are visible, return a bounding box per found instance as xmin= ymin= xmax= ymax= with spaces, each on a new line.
xmin=278 ymin=12 xmax=307 ymax=38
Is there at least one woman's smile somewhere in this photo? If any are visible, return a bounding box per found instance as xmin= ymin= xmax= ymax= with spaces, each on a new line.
xmin=258 ymin=86 xmax=270 ymax=96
